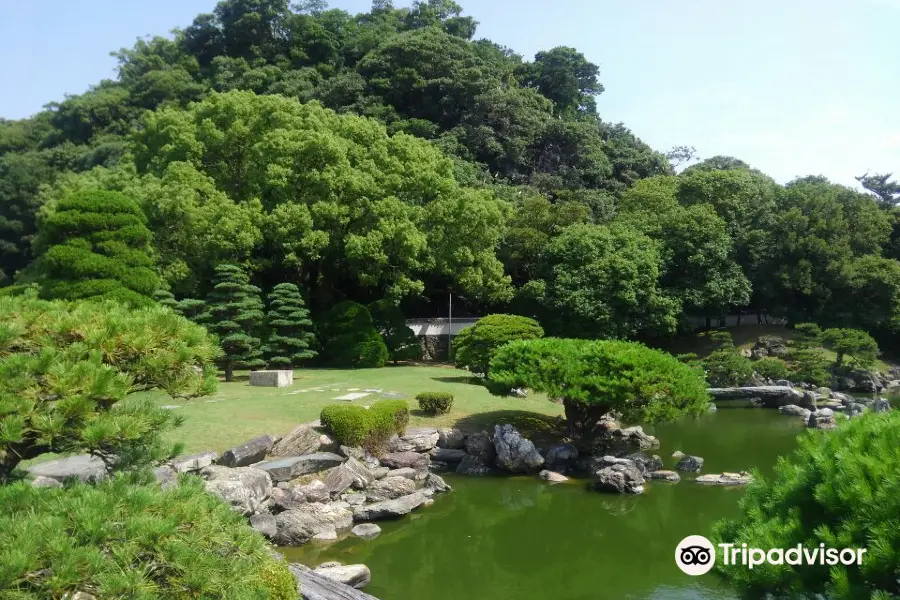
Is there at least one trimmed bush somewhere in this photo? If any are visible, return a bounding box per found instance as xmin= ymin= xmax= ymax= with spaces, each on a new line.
xmin=453 ymin=314 xmax=544 ymax=375
xmin=714 ymin=411 xmax=900 ymax=598
xmin=317 ymin=301 xmax=388 ymax=368
xmin=417 ymin=392 xmax=454 ymax=415
xmin=320 ymin=405 xmax=370 ymax=447
xmin=371 ymin=399 xmax=410 ymax=434
xmin=753 ymin=356 xmax=789 ymax=381
xmin=319 ymin=400 xmax=409 ymax=452
xmin=0 ymin=475 xmax=298 ymax=599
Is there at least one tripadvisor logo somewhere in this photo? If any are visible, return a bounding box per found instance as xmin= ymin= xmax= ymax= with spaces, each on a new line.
xmin=675 ymin=535 xmax=867 ymax=576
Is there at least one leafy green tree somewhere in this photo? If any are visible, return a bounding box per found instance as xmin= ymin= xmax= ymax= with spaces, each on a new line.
xmin=821 ymin=327 xmax=879 ymax=369
xmin=714 ymin=411 xmax=900 ymax=599
xmin=203 ymin=263 xmax=266 ymax=381
xmin=368 ymin=299 xmax=422 ymax=363
xmin=452 ymin=314 xmax=544 ymax=375
xmin=263 ymin=282 xmax=317 ymax=368
xmin=0 ymin=293 xmax=219 ymax=481
xmin=518 ymin=46 xmax=603 ymax=117
xmin=317 ymin=300 xmax=388 ymax=368
xmin=488 ymin=338 xmax=709 ymax=438
xmin=856 ymin=171 xmax=900 ymax=206
xmin=527 ymin=223 xmax=680 ymax=339
xmin=30 ymin=188 xmax=159 ymax=307
xmin=0 ymin=476 xmax=298 ymax=599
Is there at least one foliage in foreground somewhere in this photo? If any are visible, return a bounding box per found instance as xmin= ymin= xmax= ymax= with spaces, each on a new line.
xmin=713 ymin=411 xmax=900 ymax=600
xmin=453 ymin=314 xmax=544 ymax=375
xmin=488 ymin=337 xmax=709 ymax=437
xmin=0 ymin=475 xmax=298 ymax=600
xmin=320 ymin=399 xmax=409 ymax=453
xmin=317 ymin=301 xmax=388 ymax=368
xmin=416 ymin=392 xmax=454 ymax=415
xmin=0 ymin=293 xmax=219 ymax=481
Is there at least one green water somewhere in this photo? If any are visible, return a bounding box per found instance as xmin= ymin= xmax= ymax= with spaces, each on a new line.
xmin=284 ymin=409 xmax=806 ymax=599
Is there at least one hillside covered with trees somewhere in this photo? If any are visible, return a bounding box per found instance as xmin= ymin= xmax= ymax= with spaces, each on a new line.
xmin=3 ymin=0 xmax=900 ymax=347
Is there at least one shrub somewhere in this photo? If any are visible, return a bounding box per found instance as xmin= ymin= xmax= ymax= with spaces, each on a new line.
xmin=0 ymin=475 xmax=298 ymax=599
xmin=713 ymin=411 xmax=900 ymax=599
xmin=791 ymin=322 xmax=823 ymax=349
xmin=703 ymin=348 xmax=755 ymax=387
xmin=319 ymin=400 xmax=409 ymax=452
xmin=489 ymin=338 xmax=709 ymax=438
xmin=822 ymin=327 xmax=879 ymax=369
xmin=788 ymin=348 xmax=832 ymax=387
xmin=753 ymin=356 xmax=789 ymax=380
xmin=370 ymin=399 xmax=410 ymax=434
xmin=417 ymin=392 xmax=454 ymax=415
xmin=453 ymin=314 xmax=544 ymax=375
xmin=317 ymin=301 xmax=388 ymax=368
xmin=319 ymin=405 xmax=370 ymax=446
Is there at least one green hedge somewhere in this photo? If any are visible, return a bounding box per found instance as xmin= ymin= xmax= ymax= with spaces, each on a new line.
xmin=319 ymin=400 xmax=409 ymax=453
xmin=416 ymin=392 xmax=454 ymax=415
xmin=0 ymin=475 xmax=297 ymax=599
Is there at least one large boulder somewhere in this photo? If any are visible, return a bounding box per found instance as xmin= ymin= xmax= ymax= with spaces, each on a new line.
xmin=423 ymin=473 xmax=451 ymax=494
xmin=456 ymin=455 xmax=493 ymax=476
xmin=379 ymin=451 xmax=429 ymax=470
xmin=218 ymin=435 xmax=277 ymax=468
xmin=543 ymin=443 xmax=579 ymax=473
xmin=390 ymin=428 xmax=439 ymax=453
xmin=288 ymin=564 xmax=381 ymax=600
xmin=201 ymin=465 xmax=273 ymax=515
xmin=27 ymin=455 xmax=108 ymax=483
xmin=708 ymin=386 xmax=807 ymax=408
xmin=364 ymin=476 xmax=417 ymax=503
xmin=352 ymin=492 xmax=428 ymax=521
xmin=592 ymin=421 xmax=659 ymax=456
xmin=674 ymin=455 xmax=705 ymax=472
xmin=807 ymin=407 xmax=836 ymax=430
xmin=779 ymin=404 xmax=812 ymax=419
xmin=429 ymin=447 xmax=467 ymax=463
xmin=323 ymin=457 xmax=374 ymax=496
xmin=274 ymin=503 xmax=353 ymax=545
xmin=351 ymin=523 xmax=382 ymax=540
xmin=256 ymin=453 xmax=344 ymax=482
xmin=539 ymin=470 xmax=569 ymax=483
xmin=492 ymin=424 xmax=544 ymax=473
xmin=592 ymin=462 xmax=645 ymax=494
xmin=464 ymin=431 xmax=496 ymax=461
xmin=249 ymin=513 xmax=277 ymax=539
xmin=874 ymin=397 xmax=892 ymax=413
xmin=314 ymin=564 xmax=372 ymax=590
xmin=271 ymin=425 xmax=322 ymax=457
xmin=624 ymin=452 xmax=663 ymax=475
xmin=437 ymin=427 xmax=466 ymax=449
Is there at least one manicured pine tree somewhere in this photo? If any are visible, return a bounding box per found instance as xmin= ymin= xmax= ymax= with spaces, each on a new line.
xmin=153 ymin=288 xmax=180 ymax=311
xmin=176 ymin=298 xmax=207 ymax=322
xmin=203 ymin=264 xmax=265 ymax=381
xmin=263 ymin=282 xmax=317 ymax=368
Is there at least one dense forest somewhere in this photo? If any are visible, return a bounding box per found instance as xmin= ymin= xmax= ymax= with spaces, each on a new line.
xmin=3 ymin=0 xmax=900 ymax=346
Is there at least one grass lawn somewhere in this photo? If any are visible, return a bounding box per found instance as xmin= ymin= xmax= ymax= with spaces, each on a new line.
xmin=144 ymin=365 xmax=563 ymax=454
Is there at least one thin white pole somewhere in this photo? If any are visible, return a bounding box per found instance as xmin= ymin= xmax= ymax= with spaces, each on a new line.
xmin=448 ymin=291 xmax=453 ymax=360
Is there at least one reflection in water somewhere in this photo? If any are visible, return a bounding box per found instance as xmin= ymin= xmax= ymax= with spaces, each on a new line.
xmin=284 ymin=409 xmax=802 ymax=600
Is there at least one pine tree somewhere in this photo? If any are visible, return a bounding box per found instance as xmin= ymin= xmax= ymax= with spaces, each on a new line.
xmin=176 ymin=298 xmax=207 ymax=322
xmin=368 ymin=299 xmax=422 ymax=363
xmin=203 ymin=264 xmax=265 ymax=381
xmin=153 ymin=289 xmax=180 ymax=311
xmin=263 ymin=283 xmax=317 ymax=368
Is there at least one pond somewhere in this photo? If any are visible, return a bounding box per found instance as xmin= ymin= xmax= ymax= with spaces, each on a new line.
xmin=283 ymin=408 xmax=807 ymax=599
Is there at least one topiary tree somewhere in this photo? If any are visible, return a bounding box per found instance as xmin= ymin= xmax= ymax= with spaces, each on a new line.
xmin=153 ymin=288 xmax=180 ymax=311
xmin=368 ymin=299 xmax=422 ymax=363
xmin=714 ymin=411 xmax=900 ymax=599
xmin=0 ymin=475 xmax=298 ymax=599
xmin=202 ymin=264 xmax=265 ymax=381
xmin=176 ymin=297 xmax=207 ymax=322
xmin=488 ymin=338 xmax=709 ymax=438
xmin=698 ymin=330 xmax=754 ymax=386
xmin=0 ymin=292 xmax=219 ymax=482
xmin=753 ymin=356 xmax=790 ymax=381
xmin=453 ymin=314 xmax=544 ymax=375
xmin=316 ymin=301 xmax=388 ymax=368
xmin=821 ymin=327 xmax=879 ymax=369
xmin=31 ymin=189 xmax=159 ymax=307
xmin=791 ymin=322 xmax=823 ymax=350
xmin=263 ymin=283 xmax=317 ymax=368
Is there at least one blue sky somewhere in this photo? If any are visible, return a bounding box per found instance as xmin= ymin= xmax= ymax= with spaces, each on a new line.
xmin=1 ymin=0 xmax=898 ymax=187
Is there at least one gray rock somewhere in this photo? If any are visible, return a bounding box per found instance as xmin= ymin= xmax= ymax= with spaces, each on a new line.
xmin=675 ymin=455 xmax=704 ymax=472
xmin=27 ymin=454 xmax=107 ymax=483
xmin=386 ymin=467 xmax=417 ymax=480
xmin=511 ymin=387 xmax=528 ymax=398
xmin=249 ymin=513 xmax=277 ymax=538
xmin=671 ymin=450 xmax=685 ymax=460
xmin=390 ymin=427 xmax=439 ymax=453
xmin=543 ymin=443 xmax=579 ymax=472
xmin=647 ymin=470 xmax=681 ymax=482
xmin=323 ymin=457 xmax=374 ymax=495
xmin=153 ymin=465 xmax=178 ymax=490
xmin=372 ymin=467 xmax=390 ymax=479
xmin=318 ymin=434 xmax=339 ymax=453
xmin=63 ymin=593 xmax=97 ymax=600
xmin=708 ymin=386 xmax=807 ymax=408
xmin=379 ymin=451 xmax=429 ymax=470
xmin=315 ymin=564 xmax=372 ymax=589
xmin=539 ymin=470 xmax=569 ymax=483
xmin=592 ymin=463 xmax=645 ymax=494
xmin=271 ymin=425 xmax=321 ymax=457
xmin=492 ymin=424 xmax=544 ymax=473
xmin=339 ymin=446 xmax=366 ymax=461
xmin=624 ymin=452 xmax=663 ymax=475
xmin=464 ymin=431 xmax=496 ymax=461
xmin=429 ymin=447 xmax=467 ymax=463
xmin=352 ymin=492 xmax=428 ymax=521
xmin=437 ymin=427 xmax=466 ymax=449
xmin=219 ymin=435 xmax=277 ymax=468
xmin=592 ymin=421 xmax=659 ymax=455
xmin=201 ymin=465 xmax=273 ymax=515
xmin=171 ymin=451 xmax=219 ymax=473
xmin=455 ymin=455 xmax=493 ymax=476
xmin=351 ymin=523 xmax=382 ymax=540
xmin=874 ymin=397 xmax=892 ymax=413
xmin=342 ymin=492 xmax=367 ymax=507
xmin=274 ymin=503 xmax=354 ymax=545
xmin=365 ymin=476 xmax=417 ymax=503
xmin=779 ymin=404 xmax=811 ymax=419
xmin=271 ymin=487 xmax=308 ymax=511
xmin=312 ymin=529 xmax=338 ymax=542
xmin=31 ymin=475 xmax=63 ymax=488
xmin=696 ymin=472 xmax=752 ymax=485
xmin=289 ymin=563 xmax=381 ymax=600
xmin=807 ymin=408 xmax=837 ymax=430
xmin=301 ymin=479 xmax=331 ymax=503
xmin=707 ymin=403 xmax=718 ymax=412
xmin=424 ymin=472 xmax=451 ymax=494
xmin=256 ymin=453 xmax=344 ymax=482
xmin=773 ymin=379 xmax=793 ymax=387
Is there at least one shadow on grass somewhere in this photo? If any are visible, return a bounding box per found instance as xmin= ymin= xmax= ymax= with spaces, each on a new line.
xmin=452 ymin=410 xmax=562 ymax=445
xmin=431 ymin=375 xmax=483 ymax=386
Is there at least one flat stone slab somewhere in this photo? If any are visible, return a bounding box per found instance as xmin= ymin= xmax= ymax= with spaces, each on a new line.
xmin=708 ymin=386 xmax=806 ymax=407
xmin=289 ymin=564 xmax=380 ymax=600
xmin=352 ymin=491 xmax=428 ymax=521
xmin=696 ymin=472 xmax=752 ymax=485
xmin=255 ymin=453 xmax=344 ymax=482
xmin=249 ymin=370 xmax=294 ymax=388
xmin=332 ymin=392 xmax=370 ymax=401
xmin=219 ymin=435 xmax=276 ymax=468
xmin=27 ymin=455 xmax=109 ymax=483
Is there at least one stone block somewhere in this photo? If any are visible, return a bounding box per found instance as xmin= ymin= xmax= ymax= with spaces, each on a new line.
xmin=249 ymin=370 xmax=294 ymax=388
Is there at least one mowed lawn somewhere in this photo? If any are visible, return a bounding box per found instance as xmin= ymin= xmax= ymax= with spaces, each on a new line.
xmin=143 ymin=365 xmax=563 ymax=454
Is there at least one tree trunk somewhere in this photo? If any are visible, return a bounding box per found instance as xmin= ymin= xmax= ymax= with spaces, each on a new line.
xmin=563 ymin=399 xmax=612 ymax=440
xmin=225 ymin=362 xmax=234 ymax=382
